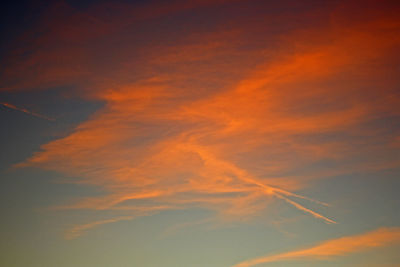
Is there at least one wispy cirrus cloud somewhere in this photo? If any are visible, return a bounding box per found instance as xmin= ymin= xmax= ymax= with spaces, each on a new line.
xmin=65 ymin=216 xmax=134 ymax=240
xmin=233 ymin=227 xmax=400 ymax=267
xmin=2 ymin=0 xmax=400 ymax=238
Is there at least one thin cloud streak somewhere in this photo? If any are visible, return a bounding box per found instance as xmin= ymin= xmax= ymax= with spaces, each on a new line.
xmin=233 ymin=227 xmax=400 ymax=267
xmin=0 ymin=102 xmax=55 ymax=121
xmin=65 ymin=216 xmax=134 ymax=240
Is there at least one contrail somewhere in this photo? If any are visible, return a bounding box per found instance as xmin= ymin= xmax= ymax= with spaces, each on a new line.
xmin=0 ymin=102 xmax=55 ymax=121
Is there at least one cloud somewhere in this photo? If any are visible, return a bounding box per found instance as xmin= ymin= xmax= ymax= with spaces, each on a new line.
xmin=65 ymin=216 xmax=134 ymax=240
xmin=3 ymin=0 xmax=400 ymax=237
xmin=0 ymin=102 xmax=55 ymax=121
xmin=233 ymin=227 xmax=400 ymax=267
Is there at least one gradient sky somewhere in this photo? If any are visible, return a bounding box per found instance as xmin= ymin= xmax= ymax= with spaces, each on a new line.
xmin=1 ymin=0 xmax=400 ymax=266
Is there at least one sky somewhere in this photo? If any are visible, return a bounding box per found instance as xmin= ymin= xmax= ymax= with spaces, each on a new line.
xmin=0 ymin=0 xmax=399 ymax=266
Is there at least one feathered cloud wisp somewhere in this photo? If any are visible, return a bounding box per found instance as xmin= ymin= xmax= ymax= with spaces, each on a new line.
xmin=3 ymin=0 xmax=400 ymax=238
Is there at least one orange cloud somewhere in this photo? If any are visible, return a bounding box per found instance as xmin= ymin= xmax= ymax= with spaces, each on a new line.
xmin=3 ymin=0 xmax=400 ymax=237
xmin=233 ymin=227 xmax=400 ymax=267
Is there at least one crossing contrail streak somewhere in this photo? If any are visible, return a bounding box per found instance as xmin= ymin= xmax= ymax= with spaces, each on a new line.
xmin=0 ymin=102 xmax=55 ymax=121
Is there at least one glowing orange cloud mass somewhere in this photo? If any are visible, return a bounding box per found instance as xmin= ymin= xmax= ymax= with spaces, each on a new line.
xmin=2 ymin=0 xmax=399 ymax=238
xmin=233 ymin=227 xmax=400 ymax=267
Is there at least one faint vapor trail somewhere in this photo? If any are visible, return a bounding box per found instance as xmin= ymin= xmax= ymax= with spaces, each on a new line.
xmin=0 ymin=102 xmax=55 ymax=121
